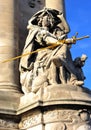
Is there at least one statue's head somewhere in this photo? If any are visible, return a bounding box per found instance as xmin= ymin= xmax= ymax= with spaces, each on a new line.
xmin=27 ymin=8 xmax=62 ymax=29
xmin=74 ymin=54 xmax=88 ymax=67
xmin=81 ymin=54 xmax=88 ymax=62
xmin=38 ymin=13 xmax=55 ymax=29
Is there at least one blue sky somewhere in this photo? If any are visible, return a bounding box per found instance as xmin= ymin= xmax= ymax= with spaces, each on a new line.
xmin=65 ymin=0 xmax=91 ymax=89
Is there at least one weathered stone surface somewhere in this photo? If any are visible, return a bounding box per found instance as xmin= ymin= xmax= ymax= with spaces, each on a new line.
xmin=42 ymin=85 xmax=91 ymax=105
xmin=18 ymin=0 xmax=45 ymax=52
xmin=19 ymin=109 xmax=43 ymax=129
xmin=0 ymin=0 xmax=20 ymax=92
xmin=45 ymin=0 xmax=65 ymax=15
xmin=0 ymin=118 xmax=19 ymax=130
xmin=1 ymin=85 xmax=91 ymax=116
xmin=19 ymin=106 xmax=91 ymax=130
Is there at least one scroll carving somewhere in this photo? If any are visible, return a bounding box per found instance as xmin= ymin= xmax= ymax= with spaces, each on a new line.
xmin=0 ymin=119 xmax=18 ymax=129
xmin=19 ymin=113 xmax=42 ymax=129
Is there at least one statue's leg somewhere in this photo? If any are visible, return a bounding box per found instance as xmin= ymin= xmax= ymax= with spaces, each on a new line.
xmin=20 ymin=71 xmax=33 ymax=94
xmin=49 ymin=62 xmax=58 ymax=84
xmin=52 ymin=56 xmax=84 ymax=86
xmin=59 ymin=66 xmax=67 ymax=84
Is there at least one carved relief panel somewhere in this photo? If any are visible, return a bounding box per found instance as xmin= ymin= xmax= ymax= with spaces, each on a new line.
xmin=19 ymin=107 xmax=91 ymax=130
xmin=0 ymin=118 xmax=19 ymax=130
xmin=44 ymin=108 xmax=91 ymax=130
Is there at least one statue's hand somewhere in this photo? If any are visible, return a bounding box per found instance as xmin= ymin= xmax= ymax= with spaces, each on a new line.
xmin=72 ymin=36 xmax=76 ymax=44
xmin=57 ymin=13 xmax=64 ymax=19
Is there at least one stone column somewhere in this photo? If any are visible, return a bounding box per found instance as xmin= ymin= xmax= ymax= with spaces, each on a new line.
xmin=18 ymin=0 xmax=45 ymax=53
xmin=45 ymin=0 xmax=65 ymax=15
xmin=0 ymin=0 xmax=20 ymax=92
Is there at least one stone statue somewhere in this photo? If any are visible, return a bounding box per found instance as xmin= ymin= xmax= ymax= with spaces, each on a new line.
xmin=19 ymin=8 xmax=87 ymax=94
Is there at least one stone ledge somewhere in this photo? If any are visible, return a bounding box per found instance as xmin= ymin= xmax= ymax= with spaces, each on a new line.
xmin=0 ymin=85 xmax=91 ymax=115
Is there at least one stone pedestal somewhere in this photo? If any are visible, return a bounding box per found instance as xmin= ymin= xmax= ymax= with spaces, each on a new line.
xmin=18 ymin=85 xmax=91 ymax=130
xmin=19 ymin=108 xmax=91 ymax=130
xmin=0 ymin=85 xmax=91 ymax=130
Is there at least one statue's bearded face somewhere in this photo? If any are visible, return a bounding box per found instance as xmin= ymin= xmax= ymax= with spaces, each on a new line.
xmin=42 ymin=15 xmax=53 ymax=28
xmin=42 ymin=15 xmax=52 ymax=28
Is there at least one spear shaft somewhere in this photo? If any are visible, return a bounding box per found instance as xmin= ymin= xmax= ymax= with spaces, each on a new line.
xmin=1 ymin=35 xmax=89 ymax=63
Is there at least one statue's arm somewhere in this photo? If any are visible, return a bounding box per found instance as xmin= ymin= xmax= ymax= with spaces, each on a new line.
xmin=36 ymin=29 xmax=58 ymax=45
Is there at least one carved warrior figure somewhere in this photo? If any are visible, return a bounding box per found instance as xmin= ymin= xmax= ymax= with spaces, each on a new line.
xmin=73 ymin=54 xmax=87 ymax=81
xmin=19 ymin=8 xmax=86 ymax=94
